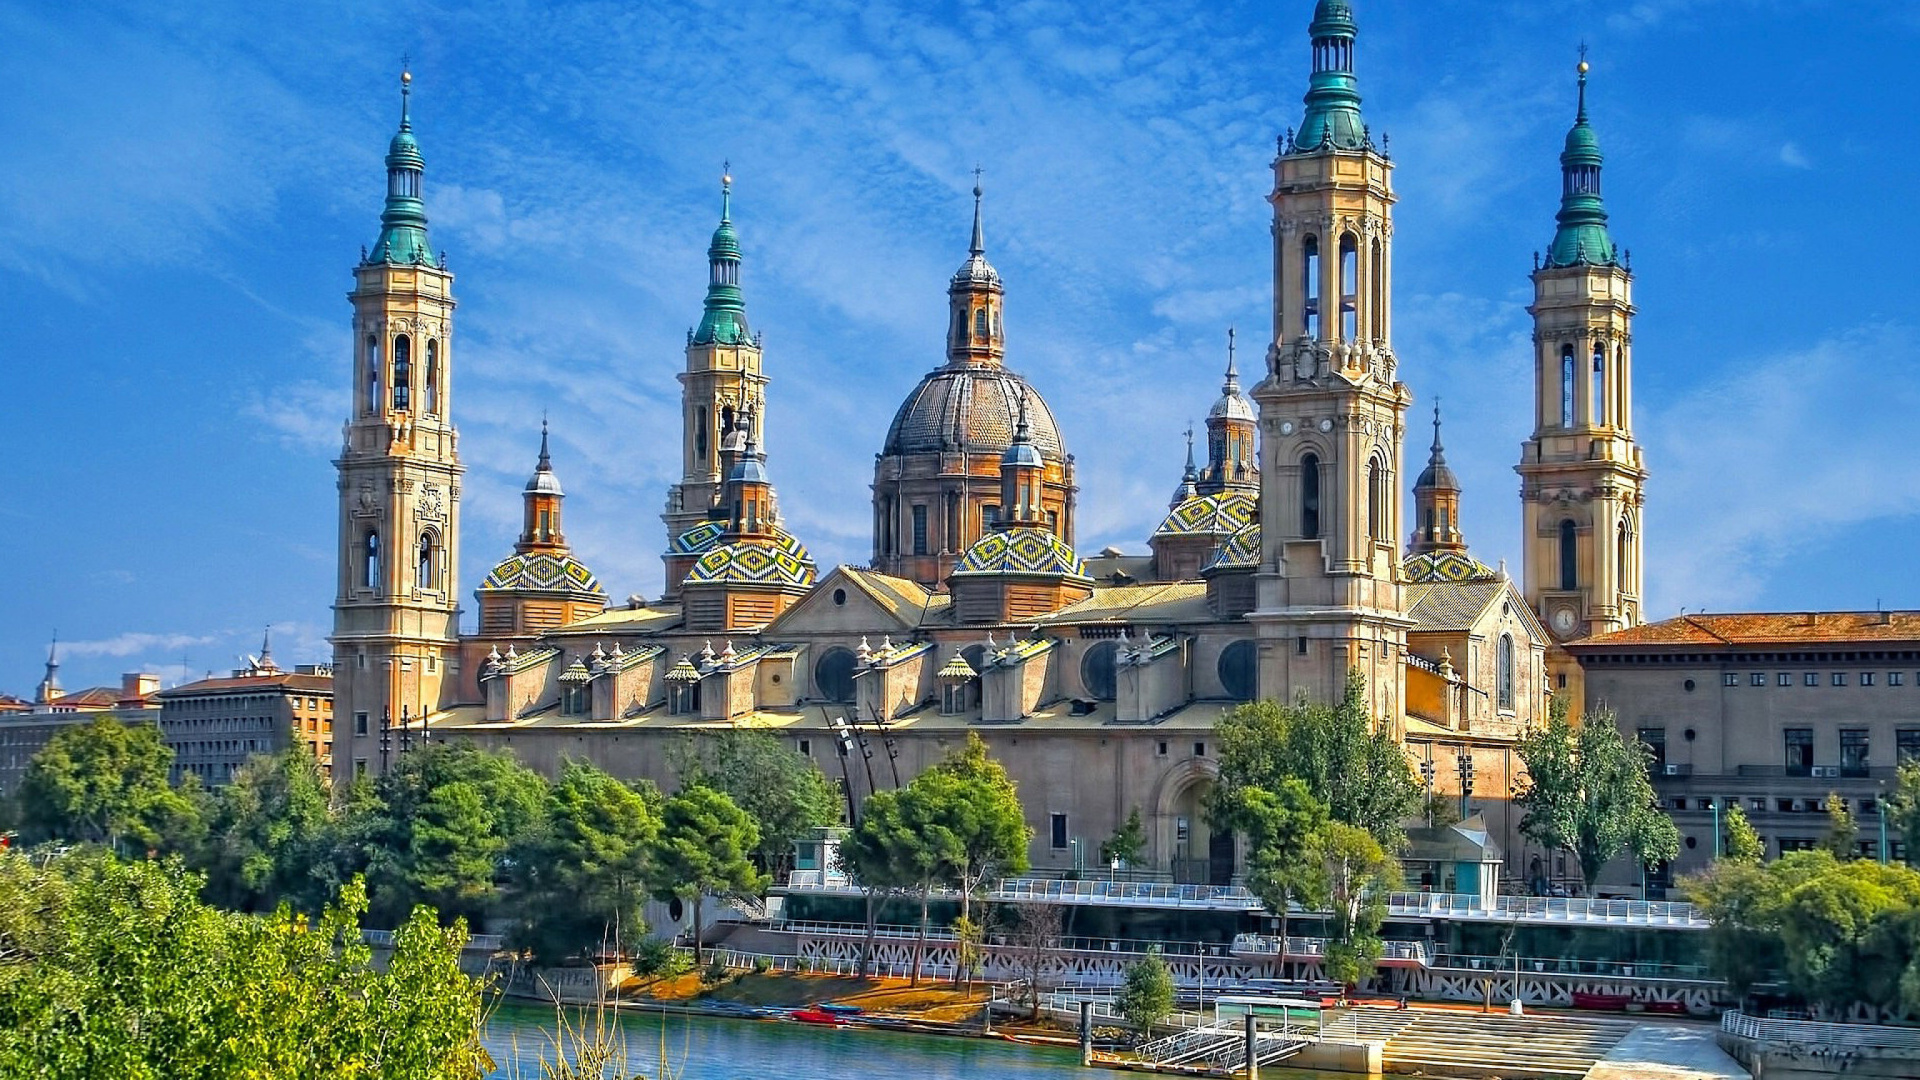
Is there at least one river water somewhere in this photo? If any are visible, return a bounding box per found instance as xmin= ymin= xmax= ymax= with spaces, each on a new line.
xmin=482 ymin=1004 xmax=1362 ymax=1080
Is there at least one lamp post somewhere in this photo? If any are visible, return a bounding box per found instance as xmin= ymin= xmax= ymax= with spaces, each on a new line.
xmin=1712 ymin=798 xmax=1721 ymax=861
xmin=1456 ymin=748 xmax=1475 ymax=822
xmin=379 ymin=708 xmax=393 ymax=774
xmin=1420 ymin=758 xmax=1436 ymax=826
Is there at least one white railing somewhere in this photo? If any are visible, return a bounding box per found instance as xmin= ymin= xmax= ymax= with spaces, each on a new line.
xmin=1722 ymin=1010 xmax=1920 ymax=1050
xmin=1231 ymin=934 xmax=1427 ymax=964
xmin=1431 ymin=952 xmax=1711 ymax=981
xmin=361 ymin=929 xmax=504 ymax=951
xmin=1386 ymin=892 xmax=1706 ymax=927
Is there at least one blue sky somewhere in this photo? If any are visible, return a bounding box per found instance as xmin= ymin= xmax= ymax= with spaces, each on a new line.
xmin=5 ymin=0 xmax=1919 ymax=693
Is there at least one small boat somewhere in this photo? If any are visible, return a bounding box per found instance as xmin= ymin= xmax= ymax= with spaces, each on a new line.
xmin=817 ymin=1003 xmax=864 ymax=1015
xmin=789 ymin=1007 xmax=849 ymax=1026
xmin=1571 ymin=991 xmax=1633 ymax=1011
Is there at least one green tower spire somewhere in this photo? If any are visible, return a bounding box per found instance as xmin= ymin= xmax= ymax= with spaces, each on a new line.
xmin=1544 ymin=56 xmax=1619 ymax=269
xmin=693 ymin=166 xmax=752 ymax=346
xmin=1294 ymin=0 xmax=1366 ymax=153
xmin=368 ymin=69 xmax=436 ymax=266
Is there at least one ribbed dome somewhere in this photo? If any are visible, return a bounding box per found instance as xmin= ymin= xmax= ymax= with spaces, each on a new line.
xmin=883 ymin=367 xmax=1065 ymax=459
xmin=1415 ymin=459 xmax=1459 ymax=491
xmin=1209 ymin=389 xmax=1256 ymax=423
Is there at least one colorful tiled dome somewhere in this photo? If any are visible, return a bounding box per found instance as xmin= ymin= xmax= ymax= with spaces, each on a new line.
xmin=1403 ymin=550 xmax=1500 ymax=584
xmin=1202 ymin=522 xmax=1261 ymax=573
xmin=670 ymin=520 xmax=727 ymax=556
xmin=478 ymin=552 xmax=605 ymax=595
xmin=1154 ymin=491 xmax=1257 ymax=539
xmin=684 ymin=531 xmax=817 ymax=589
xmin=951 ymin=527 xmax=1088 ymax=579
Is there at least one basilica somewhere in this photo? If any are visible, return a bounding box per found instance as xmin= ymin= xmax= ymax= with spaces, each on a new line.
xmin=330 ymin=1 xmax=1646 ymax=884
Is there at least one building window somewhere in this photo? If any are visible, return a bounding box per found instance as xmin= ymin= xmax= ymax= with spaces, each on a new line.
xmin=1893 ymin=672 xmax=1906 ymax=687
xmin=797 ymin=738 xmax=811 ymax=756
xmin=355 ymin=759 xmax=367 ymax=777
xmin=1302 ymin=235 xmax=1321 ymax=338
xmin=1560 ymin=346 xmax=1576 ymax=428
xmin=1497 ymin=635 xmax=1515 ymax=711
xmin=1784 ymin=728 xmax=1814 ymax=777
xmin=1590 ymin=345 xmax=1605 ymax=426
xmin=354 ymin=712 xmax=369 ymax=736
xmin=911 ymin=505 xmax=928 ymax=556
xmin=363 ymin=532 xmax=381 ymax=591
xmin=416 ymin=532 xmax=437 ymax=591
xmin=1722 ymin=673 xmax=1737 ymax=688
xmin=1804 ymin=673 xmax=1818 ymax=687
xmin=1840 ymin=729 xmax=1870 ymax=777
xmin=1749 ymin=673 xmax=1765 ymax=687
xmin=1778 ymin=673 xmax=1791 ymax=687
xmin=1193 ymin=741 xmax=1207 ymax=757
xmin=1081 ymin=641 xmax=1119 ymax=702
xmin=1558 ymin=520 xmax=1578 ymax=591
xmin=423 ymin=340 xmax=440 ymax=414
xmin=942 ymin=682 xmax=967 ymax=715
xmin=670 ymin=681 xmax=700 ymax=715
xmin=1338 ymin=233 xmax=1359 ymax=340
xmin=1050 ymin=813 xmax=1069 ymax=850
xmin=1366 ymin=458 xmax=1385 ymax=541
xmin=982 ymin=504 xmax=1000 ymax=530
xmin=1157 ymin=740 xmax=1169 ymax=757
xmin=391 ymin=335 xmax=411 ymax=412
xmin=1218 ymin=640 xmax=1258 ymax=702
xmin=1897 ymin=729 xmax=1920 ymax=763
xmin=814 ymin=647 xmax=858 ymax=704
xmin=1300 ymin=454 xmax=1321 ymax=539
xmin=1832 ymin=673 xmax=1847 ymax=687
xmin=1639 ymin=727 xmax=1667 ymax=771
xmin=365 ymin=335 xmax=381 ymax=414
xmin=1863 ymin=672 xmax=1877 ymax=687
xmin=1296 ymin=636 xmax=1309 ymax=656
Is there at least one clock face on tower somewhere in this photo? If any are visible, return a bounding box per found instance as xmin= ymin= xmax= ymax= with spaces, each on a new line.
xmin=1552 ymin=607 xmax=1578 ymax=636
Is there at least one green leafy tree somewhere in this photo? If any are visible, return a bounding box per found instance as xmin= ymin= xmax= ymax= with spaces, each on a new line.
xmin=1723 ymin=803 xmax=1765 ymax=863
xmin=16 ymin=716 xmax=201 ymax=855
xmin=913 ymin=732 xmax=1030 ymax=929
xmin=1320 ymin=823 xmax=1402 ymax=988
xmin=649 ymin=785 xmax=766 ymax=964
xmin=199 ymin=748 xmax=342 ymax=913
xmin=672 ymin=729 xmax=841 ymax=879
xmin=0 ymin=850 xmax=487 ymax=1079
xmin=510 ymin=760 xmax=660 ymax=964
xmin=1099 ymin=808 xmax=1147 ymax=870
xmin=1515 ymin=697 xmax=1681 ymax=892
xmin=1214 ymin=669 xmax=1419 ymax=850
xmin=841 ymin=787 xmax=940 ymax=980
xmin=1823 ymin=792 xmax=1860 ymax=860
xmin=1225 ymin=779 xmax=1331 ymax=974
xmin=366 ymin=742 xmax=549 ymax=926
xmin=1116 ymin=946 xmax=1175 ymax=1036
xmin=1888 ymin=761 xmax=1920 ymax=868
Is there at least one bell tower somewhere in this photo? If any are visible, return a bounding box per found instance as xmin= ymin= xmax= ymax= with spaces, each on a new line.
xmin=1516 ymin=57 xmax=1646 ymax=713
xmin=1250 ymin=0 xmax=1413 ymax=717
xmin=331 ymin=69 xmax=463 ymax=780
xmin=664 ymin=169 xmax=768 ymax=559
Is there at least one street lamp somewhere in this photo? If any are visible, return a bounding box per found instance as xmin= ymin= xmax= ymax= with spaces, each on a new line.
xmin=1456 ymin=748 xmax=1475 ymax=822
xmin=1419 ymin=758 xmax=1436 ymax=825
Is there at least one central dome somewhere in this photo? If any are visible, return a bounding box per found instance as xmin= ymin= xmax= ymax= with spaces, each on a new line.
xmin=883 ymin=366 xmax=1065 ymax=459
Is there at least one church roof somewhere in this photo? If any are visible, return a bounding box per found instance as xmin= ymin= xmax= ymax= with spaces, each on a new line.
xmin=1402 ymin=550 xmax=1499 ymax=584
xmin=1201 ymin=522 xmax=1261 ymax=573
xmin=883 ymin=366 xmax=1064 ymax=459
xmin=670 ymin=520 xmax=727 ymax=555
xmin=478 ymin=551 xmax=605 ymax=596
xmin=1405 ymin=580 xmax=1509 ymax=634
xmin=1569 ymin=612 xmax=1920 ymax=651
xmin=684 ymin=532 xmax=817 ymax=589
xmin=1154 ymin=491 xmax=1257 ymax=539
xmin=951 ymin=527 xmax=1088 ymax=580
xmin=1036 ymin=582 xmax=1212 ymax=627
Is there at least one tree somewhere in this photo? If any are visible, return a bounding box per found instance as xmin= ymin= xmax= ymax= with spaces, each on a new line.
xmin=1214 ymin=669 xmax=1419 ymax=850
xmin=0 ymin=850 xmax=487 ymax=1079
xmin=1225 ymin=779 xmax=1331 ymax=977
xmin=1722 ymin=803 xmax=1765 ymax=863
xmin=199 ymin=748 xmax=342 ymax=913
xmin=914 ymin=732 xmax=1031 ymax=929
xmin=1889 ymin=762 xmax=1920 ymax=868
xmin=672 ymin=729 xmax=841 ymax=880
xmin=1823 ymin=792 xmax=1860 ymax=860
xmin=1099 ymin=808 xmax=1146 ymax=871
xmin=839 ymin=788 xmax=929 ymax=978
xmin=510 ymin=760 xmax=660 ymax=964
xmin=16 ymin=716 xmax=200 ymax=855
xmin=1515 ymin=697 xmax=1680 ymax=892
xmin=1116 ymin=946 xmax=1174 ymax=1036
xmin=649 ymin=785 xmax=766 ymax=964
xmin=1006 ymin=902 xmax=1065 ymax=1019
xmin=1320 ymin=823 xmax=1402 ymax=988
xmin=366 ymin=742 xmax=549 ymax=926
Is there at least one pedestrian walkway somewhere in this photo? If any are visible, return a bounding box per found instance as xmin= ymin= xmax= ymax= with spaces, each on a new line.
xmin=1322 ymin=1006 xmax=1640 ymax=1079
xmin=1588 ymin=1023 xmax=1748 ymax=1080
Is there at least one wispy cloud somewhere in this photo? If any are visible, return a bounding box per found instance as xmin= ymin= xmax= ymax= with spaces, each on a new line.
xmin=60 ymin=632 xmax=214 ymax=659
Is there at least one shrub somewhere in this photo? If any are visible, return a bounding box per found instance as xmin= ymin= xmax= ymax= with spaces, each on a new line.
xmin=634 ymin=937 xmax=691 ymax=978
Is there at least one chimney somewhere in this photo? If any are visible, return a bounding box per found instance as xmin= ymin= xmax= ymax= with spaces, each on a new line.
xmin=120 ymin=672 xmax=161 ymax=703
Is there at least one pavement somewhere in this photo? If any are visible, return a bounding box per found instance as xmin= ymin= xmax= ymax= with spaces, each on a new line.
xmin=1587 ymin=1023 xmax=1750 ymax=1080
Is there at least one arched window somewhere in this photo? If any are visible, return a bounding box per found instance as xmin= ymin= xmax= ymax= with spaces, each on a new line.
xmin=1080 ymin=641 xmax=1119 ymax=702
xmin=1617 ymin=515 xmax=1633 ymax=590
xmin=365 ymin=335 xmax=381 ymax=414
xmin=363 ymin=532 xmax=381 ymax=592
xmin=695 ymin=406 xmax=709 ymax=461
xmin=391 ymin=335 xmax=411 ymax=412
xmin=1559 ymin=519 xmax=1578 ymax=591
xmin=1367 ymin=457 xmax=1386 ymax=541
xmin=1591 ymin=343 xmax=1606 ymax=427
xmin=974 ymin=307 xmax=989 ymax=342
xmin=1217 ymin=640 xmax=1258 ymax=702
xmin=1560 ymin=346 xmax=1576 ymax=428
xmin=1369 ymin=236 xmax=1385 ymax=340
xmin=1301 ymin=236 xmax=1322 ymax=338
xmin=1300 ymin=453 xmax=1321 ymax=539
xmin=814 ymin=647 xmax=857 ymax=704
xmin=416 ymin=531 xmax=437 ymax=591
xmin=424 ymin=340 xmax=440 ymax=414
xmin=1338 ymin=233 xmax=1359 ymax=341
xmin=1497 ymin=634 xmax=1515 ymax=711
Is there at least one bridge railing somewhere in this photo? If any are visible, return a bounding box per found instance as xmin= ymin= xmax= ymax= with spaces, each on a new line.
xmin=1721 ymin=1010 xmax=1920 ymax=1050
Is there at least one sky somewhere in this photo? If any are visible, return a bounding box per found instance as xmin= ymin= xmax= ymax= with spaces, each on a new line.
xmin=4 ymin=0 xmax=1919 ymax=694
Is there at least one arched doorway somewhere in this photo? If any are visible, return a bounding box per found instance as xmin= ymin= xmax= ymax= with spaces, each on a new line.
xmin=1166 ymin=776 xmax=1235 ymax=886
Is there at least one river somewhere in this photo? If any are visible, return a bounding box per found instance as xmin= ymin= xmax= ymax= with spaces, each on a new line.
xmin=482 ymin=1003 xmax=1365 ymax=1079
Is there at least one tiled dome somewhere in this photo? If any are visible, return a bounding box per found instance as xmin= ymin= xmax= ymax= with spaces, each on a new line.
xmin=951 ymin=527 xmax=1088 ymax=579
xmin=1403 ymin=550 xmax=1499 ymax=584
xmin=683 ymin=531 xmax=817 ymax=589
xmin=478 ymin=552 xmax=605 ymax=595
xmin=883 ymin=367 xmax=1065 ymax=459
xmin=1155 ymin=491 xmax=1257 ymax=539
xmin=1201 ymin=522 xmax=1261 ymax=574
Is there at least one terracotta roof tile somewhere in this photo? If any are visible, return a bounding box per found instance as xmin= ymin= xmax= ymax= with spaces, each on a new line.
xmin=1572 ymin=612 xmax=1920 ymax=650
xmin=159 ymin=673 xmax=332 ymax=697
